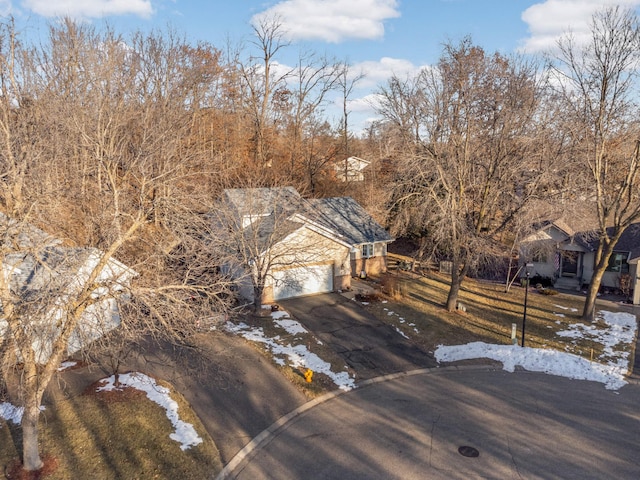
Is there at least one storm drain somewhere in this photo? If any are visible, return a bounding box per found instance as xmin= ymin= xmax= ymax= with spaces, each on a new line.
xmin=458 ymin=446 xmax=480 ymax=458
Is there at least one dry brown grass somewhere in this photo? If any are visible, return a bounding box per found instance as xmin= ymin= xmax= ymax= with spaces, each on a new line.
xmin=371 ymin=270 xmax=634 ymax=362
xmin=1 ymin=378 xmax=223 ymax=480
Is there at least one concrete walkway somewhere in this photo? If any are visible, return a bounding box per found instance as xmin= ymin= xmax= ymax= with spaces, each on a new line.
xmin=218 ymin=366 xmax=640 ymax=479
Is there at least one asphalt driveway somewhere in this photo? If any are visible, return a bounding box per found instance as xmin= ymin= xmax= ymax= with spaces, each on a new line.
xmin=279 ymin=293 xmax=437 ymax=380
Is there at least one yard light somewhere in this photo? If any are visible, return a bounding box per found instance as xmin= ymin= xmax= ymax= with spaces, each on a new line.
xmin=521 ymin=263 xmax=534 ymax=347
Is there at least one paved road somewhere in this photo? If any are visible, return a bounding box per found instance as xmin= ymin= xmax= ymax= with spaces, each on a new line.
xmin=280 ymin=293 xmax=436 ymax=380
xmin=219 ymin=367 xmax=640 ymax=479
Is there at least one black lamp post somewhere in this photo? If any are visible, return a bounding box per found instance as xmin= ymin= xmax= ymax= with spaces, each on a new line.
xmin=521 ymin=263 xmax=534 ymax=347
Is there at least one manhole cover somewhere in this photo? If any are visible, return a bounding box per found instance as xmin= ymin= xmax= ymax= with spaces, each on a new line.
xmin=458 ymin=446 xmax=480 ymax=458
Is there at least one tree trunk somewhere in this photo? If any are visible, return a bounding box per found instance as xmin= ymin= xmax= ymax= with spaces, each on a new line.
xmin=582 ymin=264 xmax=606 ymax=322
xmin=582 ymin=231 xmax=624 ymax=321
xmin=446 ymin=262 xmax=468 ymax=312
xmin=22 ymin=397 xmax=43 ymax=471
xmin=446 ymin=279 xmax=461 ymax=312
xmin=253 ymin=283 xmax=264 ymax=312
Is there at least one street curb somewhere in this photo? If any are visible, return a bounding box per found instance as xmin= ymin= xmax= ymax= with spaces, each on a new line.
xmin=214 ymin=364 xmax=496 ymax=480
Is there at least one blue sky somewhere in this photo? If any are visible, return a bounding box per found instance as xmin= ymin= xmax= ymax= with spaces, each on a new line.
xmin=5 ymin=0 xmax=640 ymax=131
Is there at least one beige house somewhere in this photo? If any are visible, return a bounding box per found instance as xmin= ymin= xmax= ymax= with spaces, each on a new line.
xmin=219 ymin=187 xmax=393 ymax=303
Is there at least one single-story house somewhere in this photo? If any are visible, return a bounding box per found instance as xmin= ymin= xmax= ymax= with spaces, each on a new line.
xmin=0 ymin=215 xmax=136 ymax=363
xmin=519 ymin=220 xmax=640 ymax=304
xmin=218 ymin=187 xmax=393 ymax=303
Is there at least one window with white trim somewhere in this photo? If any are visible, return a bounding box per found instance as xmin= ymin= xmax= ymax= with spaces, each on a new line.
xmin=606 ymin=252 xmax=629 ymax=273
xmin=362 ymin=243 xmax=374 ymax=258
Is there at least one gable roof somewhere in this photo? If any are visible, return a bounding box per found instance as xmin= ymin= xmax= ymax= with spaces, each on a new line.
xmin=525 ymin=219 xmax=594 ymax=251
xmin=526 ymin=219 xmax=640 ymax=260
xmin=220 ymin=187 xmax=393 ymax=250
xmin=1 ymin=215 xmax=137 ymax=362
xmin=223 ymin=186 xmax=302 ymax=219
xmin=594 ymin=223 xmax=640 ymax=262
xmin=306 ymin=197 xmax=393 ymax=245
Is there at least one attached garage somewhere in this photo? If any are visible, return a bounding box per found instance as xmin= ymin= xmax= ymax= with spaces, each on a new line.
xmin=219 ymin=187 xmax=393 ymax=304
xmin=272 ymin=263 xmax=334 ymax=300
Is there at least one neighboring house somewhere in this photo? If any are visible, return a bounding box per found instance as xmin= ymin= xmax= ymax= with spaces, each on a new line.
xmin=519 ymin=220 xmax=640 ymax=305
xmin=218 ymin=187 xmax=393 ymax=303
xmin=0 ymin=215 xmax=136 ymax=363
xmin=334 ymin=156 xmax=371 ymax=182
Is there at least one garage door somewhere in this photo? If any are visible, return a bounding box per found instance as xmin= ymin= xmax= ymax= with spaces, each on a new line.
xmin=272 ymin=263 xmax=334 ymax=300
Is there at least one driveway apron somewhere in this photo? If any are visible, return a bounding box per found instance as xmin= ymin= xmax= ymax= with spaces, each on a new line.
xmin=279 ymin=293 xmax=436 ymax=380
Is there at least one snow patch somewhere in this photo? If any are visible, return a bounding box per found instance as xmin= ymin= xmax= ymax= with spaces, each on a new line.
xmin=227 ymin=321 xmax=355 ymax=391
xmin=0 ymin=402 xmax=23 ymax=424
xmin=435 ymin=310 xmax=636 ymax=390
xmin=96 ymin=372 xmax=202 ymax=450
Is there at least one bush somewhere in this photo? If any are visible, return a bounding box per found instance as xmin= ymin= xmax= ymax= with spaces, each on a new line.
xmin=540 ymin=288 xmax=559 ymax=295
xmin=529 ymin=275 xmax=554 ymax=288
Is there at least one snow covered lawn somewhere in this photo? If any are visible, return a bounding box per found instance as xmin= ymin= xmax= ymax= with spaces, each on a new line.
xmin=435 ymin=309 xmax=637 ymax=390
xmin=2 ymin=371 xmax=203 ymax=453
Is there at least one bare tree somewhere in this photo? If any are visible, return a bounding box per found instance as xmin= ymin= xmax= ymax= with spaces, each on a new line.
xmin=284 ymin=51 xmax=342 ymax=186
xmin=299 ymin=117 xmax=340 ymax=194
xmin=239 ymin=15 xmax=291 ymax=167
xmin=0 ymin=20 xmax=233 ymax=472
xmin=380 ymin=39 xmax=547 ymax=311
xmin=550 ymin=6 xmax=640 ymax=320
xmin=336 ymin=61 xmax=365 ymax=163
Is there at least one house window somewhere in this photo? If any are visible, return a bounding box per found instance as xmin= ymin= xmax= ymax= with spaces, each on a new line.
xmin=606 ymin=252 xmax=629 ymax=273
xmin=532 ymin=251 xmax=547 ymax=263
xmin=362 ymin=243 xmax=374 ymax=258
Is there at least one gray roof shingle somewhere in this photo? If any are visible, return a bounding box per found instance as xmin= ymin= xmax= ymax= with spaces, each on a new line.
xmin=220 ymin=187 xmax=393 ymax=248
xmin=306 ymin=197 xmax=393 ymax=245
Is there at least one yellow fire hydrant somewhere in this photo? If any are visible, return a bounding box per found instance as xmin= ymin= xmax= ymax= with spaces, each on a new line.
xmin=304 ymin=369 xmax=313 ymax=383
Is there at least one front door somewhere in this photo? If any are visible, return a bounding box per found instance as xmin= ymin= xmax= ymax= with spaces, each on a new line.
xmin=561 ymin=251 xmax=578 ymax=276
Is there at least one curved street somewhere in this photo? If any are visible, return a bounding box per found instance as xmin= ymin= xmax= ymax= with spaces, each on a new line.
xmin=219 ymin=367 xmax=640 ymax=480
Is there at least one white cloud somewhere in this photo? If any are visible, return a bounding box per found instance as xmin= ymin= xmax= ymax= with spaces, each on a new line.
xmin=251 ymin=0 xmax=400 ymax=43
xmin=352 ymin=56 xmax=429 ymax=88
xmin=520 ymin=0 xmax=640 ymax=53
xmin=21 ymin=0 xmax=154 ymax=19
xmin=347 ymin=93 xmax=380 ymax=113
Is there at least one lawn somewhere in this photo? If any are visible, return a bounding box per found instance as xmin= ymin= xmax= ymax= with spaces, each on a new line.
xmin=0 ymin=372 xmax=222 ymax=480
xmin=369 ymin=269 xmax=636 ymax=365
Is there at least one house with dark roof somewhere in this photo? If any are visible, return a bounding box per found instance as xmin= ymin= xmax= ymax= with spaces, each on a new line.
xmin=217 ymin=187 xmax=393 ymax=303
xmin=519 ymin=220 xmax=640 ymax=304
